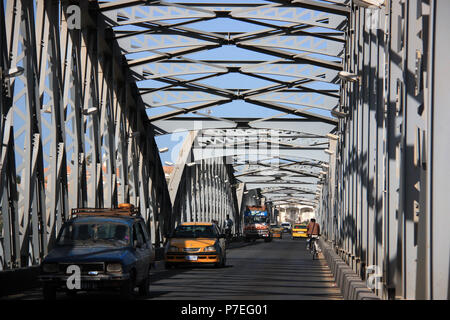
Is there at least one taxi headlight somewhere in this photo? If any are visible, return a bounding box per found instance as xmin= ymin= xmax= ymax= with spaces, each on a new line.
xmin=168 ymin=246 xmax=179 ymax=252
xmin=204 ymin=246 xmax=216 ymax=252
xmin=106 ymin=263 xmax=123 ymax=273
xmin=42 ymin=263 xmax=58 ymax=273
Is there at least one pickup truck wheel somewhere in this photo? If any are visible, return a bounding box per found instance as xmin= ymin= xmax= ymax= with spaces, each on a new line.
xmin=138 ymin=273 xmax=150 ymax=297
xmin=43 ymin=285 xmax=56 ymax=300
xmin=120 ymin=273 xmax=135 ymax=299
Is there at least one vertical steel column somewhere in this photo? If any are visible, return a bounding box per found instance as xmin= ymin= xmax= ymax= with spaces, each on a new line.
xmin=428 ymin=0 xmax=450 ymax=300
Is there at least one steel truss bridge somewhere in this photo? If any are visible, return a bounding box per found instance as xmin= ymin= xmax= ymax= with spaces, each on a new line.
xmin=0 ymin=0 xmax=449 ymax=300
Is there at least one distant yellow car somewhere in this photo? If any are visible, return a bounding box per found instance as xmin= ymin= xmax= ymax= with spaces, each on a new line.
xmin=270 ymin=224 xmax=283 ymax=239
xmin=164 ymin=222 xmax=226 ymax=268
xmin=291 ymin=224 xmax=308 ymax=239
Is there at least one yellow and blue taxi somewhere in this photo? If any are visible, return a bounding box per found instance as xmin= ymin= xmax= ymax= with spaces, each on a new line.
xmin=270 ymin=224 xmax=284 ymax=239
xmin=164 ymin=222 xmax=226 ymax=268
xmin=291 ymin=224 xmax=308 ymax=239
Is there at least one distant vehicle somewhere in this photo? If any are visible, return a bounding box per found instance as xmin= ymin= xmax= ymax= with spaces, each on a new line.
xmin=270 ymin=224 xmax=283 ymax=239
xmin=243 ymin=206 xmax=272 ymax=242
xmin=291 ymin=224 xmax=308 ymax=239
xmin=281 ymin=222 xmax=292 ymax=233
xmin=39 ymin=204 xmax=152 ymax=299
xmin=164 ymin=222 xmax=226 ymax=268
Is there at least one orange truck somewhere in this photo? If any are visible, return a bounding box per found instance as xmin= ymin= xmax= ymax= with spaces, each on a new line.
xmin=243 ymin=206 xmax=272 ymax=242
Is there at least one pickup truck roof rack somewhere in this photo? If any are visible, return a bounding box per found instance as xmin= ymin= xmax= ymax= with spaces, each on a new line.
xmin=71 ymin=204 xmax=139 ymax=217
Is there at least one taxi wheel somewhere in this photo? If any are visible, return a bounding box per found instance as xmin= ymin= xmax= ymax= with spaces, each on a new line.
xmin=215 ymin=253 xmax=226 ymax=268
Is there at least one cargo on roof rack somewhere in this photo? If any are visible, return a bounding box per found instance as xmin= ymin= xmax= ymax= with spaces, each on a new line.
xmin=71 ymin=204 xmax=139 ymax=217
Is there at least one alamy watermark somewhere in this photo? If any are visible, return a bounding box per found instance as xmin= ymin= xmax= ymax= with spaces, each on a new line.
xmin=66 ymin=5 xmax=81 ymax=30
xmin=66 ymin=264 xmax=81 ymax=290
xmin=366 ymin=265 xmax=383 ymax=290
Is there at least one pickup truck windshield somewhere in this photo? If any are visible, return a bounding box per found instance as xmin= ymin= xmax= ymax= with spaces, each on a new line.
xmin=172 ymin=225 xmax=217 ymax=238
xmin=57 ymin=222 xmax=131 ymax=246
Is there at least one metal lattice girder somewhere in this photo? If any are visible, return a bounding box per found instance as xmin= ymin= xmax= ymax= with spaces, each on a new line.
xmin=152 ymin=117 xmax=337 ymax=136
xmin=118 ymin=34 xmax=218 ymax=54
xmin=131 ymin=61 xmax=227 ymax=81
xmin=239 ymin=34 xmax=345 ymax=58
xmin=250 ymin=91 xmax=339 ymax=110
xmin=192 ymin=147 xmax=330 ymax=163
xmin=102 ymin=0 xmax=347 ymax=129
xmin=103 ymin=3 xmax=217 ymax=26
xmin=0 ymin=0 xmax=172 ymax=270
xmin=143 ymin=88 xmax=339 ymax=110
xmin=240 ymin=63 xmax=340 ymax=84
xmin=142 ymin=91 xmax=228 ymax=108
xmin=230 ymin=4 xmax=347 ymax=30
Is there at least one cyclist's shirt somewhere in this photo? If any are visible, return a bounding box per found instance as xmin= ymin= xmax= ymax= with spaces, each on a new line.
xmin=306 ymin=222 xmax=320 ymax=236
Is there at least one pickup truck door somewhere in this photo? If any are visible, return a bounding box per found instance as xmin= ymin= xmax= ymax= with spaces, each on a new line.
xmin=132 ymin=224 xmax=147 ymax=282
xmin=138 ymin=221 xmax=152 ymax=272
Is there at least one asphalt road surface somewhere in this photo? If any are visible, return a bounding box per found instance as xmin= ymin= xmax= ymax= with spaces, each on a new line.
xmin=2 ymin=236 xmax=342 ymax=300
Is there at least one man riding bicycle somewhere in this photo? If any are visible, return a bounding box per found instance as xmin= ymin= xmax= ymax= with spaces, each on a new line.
xmin=306 ymin=218 xmax=321 ymax=252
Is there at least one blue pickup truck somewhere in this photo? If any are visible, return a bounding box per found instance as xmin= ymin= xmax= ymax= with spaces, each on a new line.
xmin=39 ymin=205 xmax=153 ymax=299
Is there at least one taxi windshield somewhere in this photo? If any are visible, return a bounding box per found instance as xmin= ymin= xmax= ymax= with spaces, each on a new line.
xmin=172 ymin=225 xmax=217 ymax=238
xmin=57 ymin=221 xmax=131 ymax=247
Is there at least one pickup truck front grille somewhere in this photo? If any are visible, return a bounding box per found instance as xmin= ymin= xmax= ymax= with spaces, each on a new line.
xmin=58 ymin=263 xmax=105 ymax=274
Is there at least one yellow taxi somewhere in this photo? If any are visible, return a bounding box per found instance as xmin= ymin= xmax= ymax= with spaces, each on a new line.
xmin=164 ymin=222 xmax=226 ymax=268
xmin=291 ymin=224 xmax=308 ymax=239
xmin=270 ymin=224 xmax=284 ymax=239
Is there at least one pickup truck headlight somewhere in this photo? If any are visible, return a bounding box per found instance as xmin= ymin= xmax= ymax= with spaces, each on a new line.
xmin=167 ymin=246 xmax=179 ymax=252
xmin=42 ymin=263 xmax=58 ymax=273
xmin=106 ymin=263 xmax=123 ymax=273
xmin=204 ymin=246 xmax=216 ymax=252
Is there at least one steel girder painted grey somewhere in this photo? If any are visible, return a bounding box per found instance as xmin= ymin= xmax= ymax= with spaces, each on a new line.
xmin=320 ymin=0 xmax=448 ymax=300
xmin=102 ymin=0 xmax=344 ymax=219
xmin=0 ymin=0 xmax=171 ymax=271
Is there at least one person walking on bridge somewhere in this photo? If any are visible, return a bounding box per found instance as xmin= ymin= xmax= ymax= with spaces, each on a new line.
xmin=223 ymin=215 xmax=234 ymax=242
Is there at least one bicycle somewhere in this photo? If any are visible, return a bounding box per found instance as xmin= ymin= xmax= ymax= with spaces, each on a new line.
xmin=308 ymin=235 xmax=320 ymax=260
